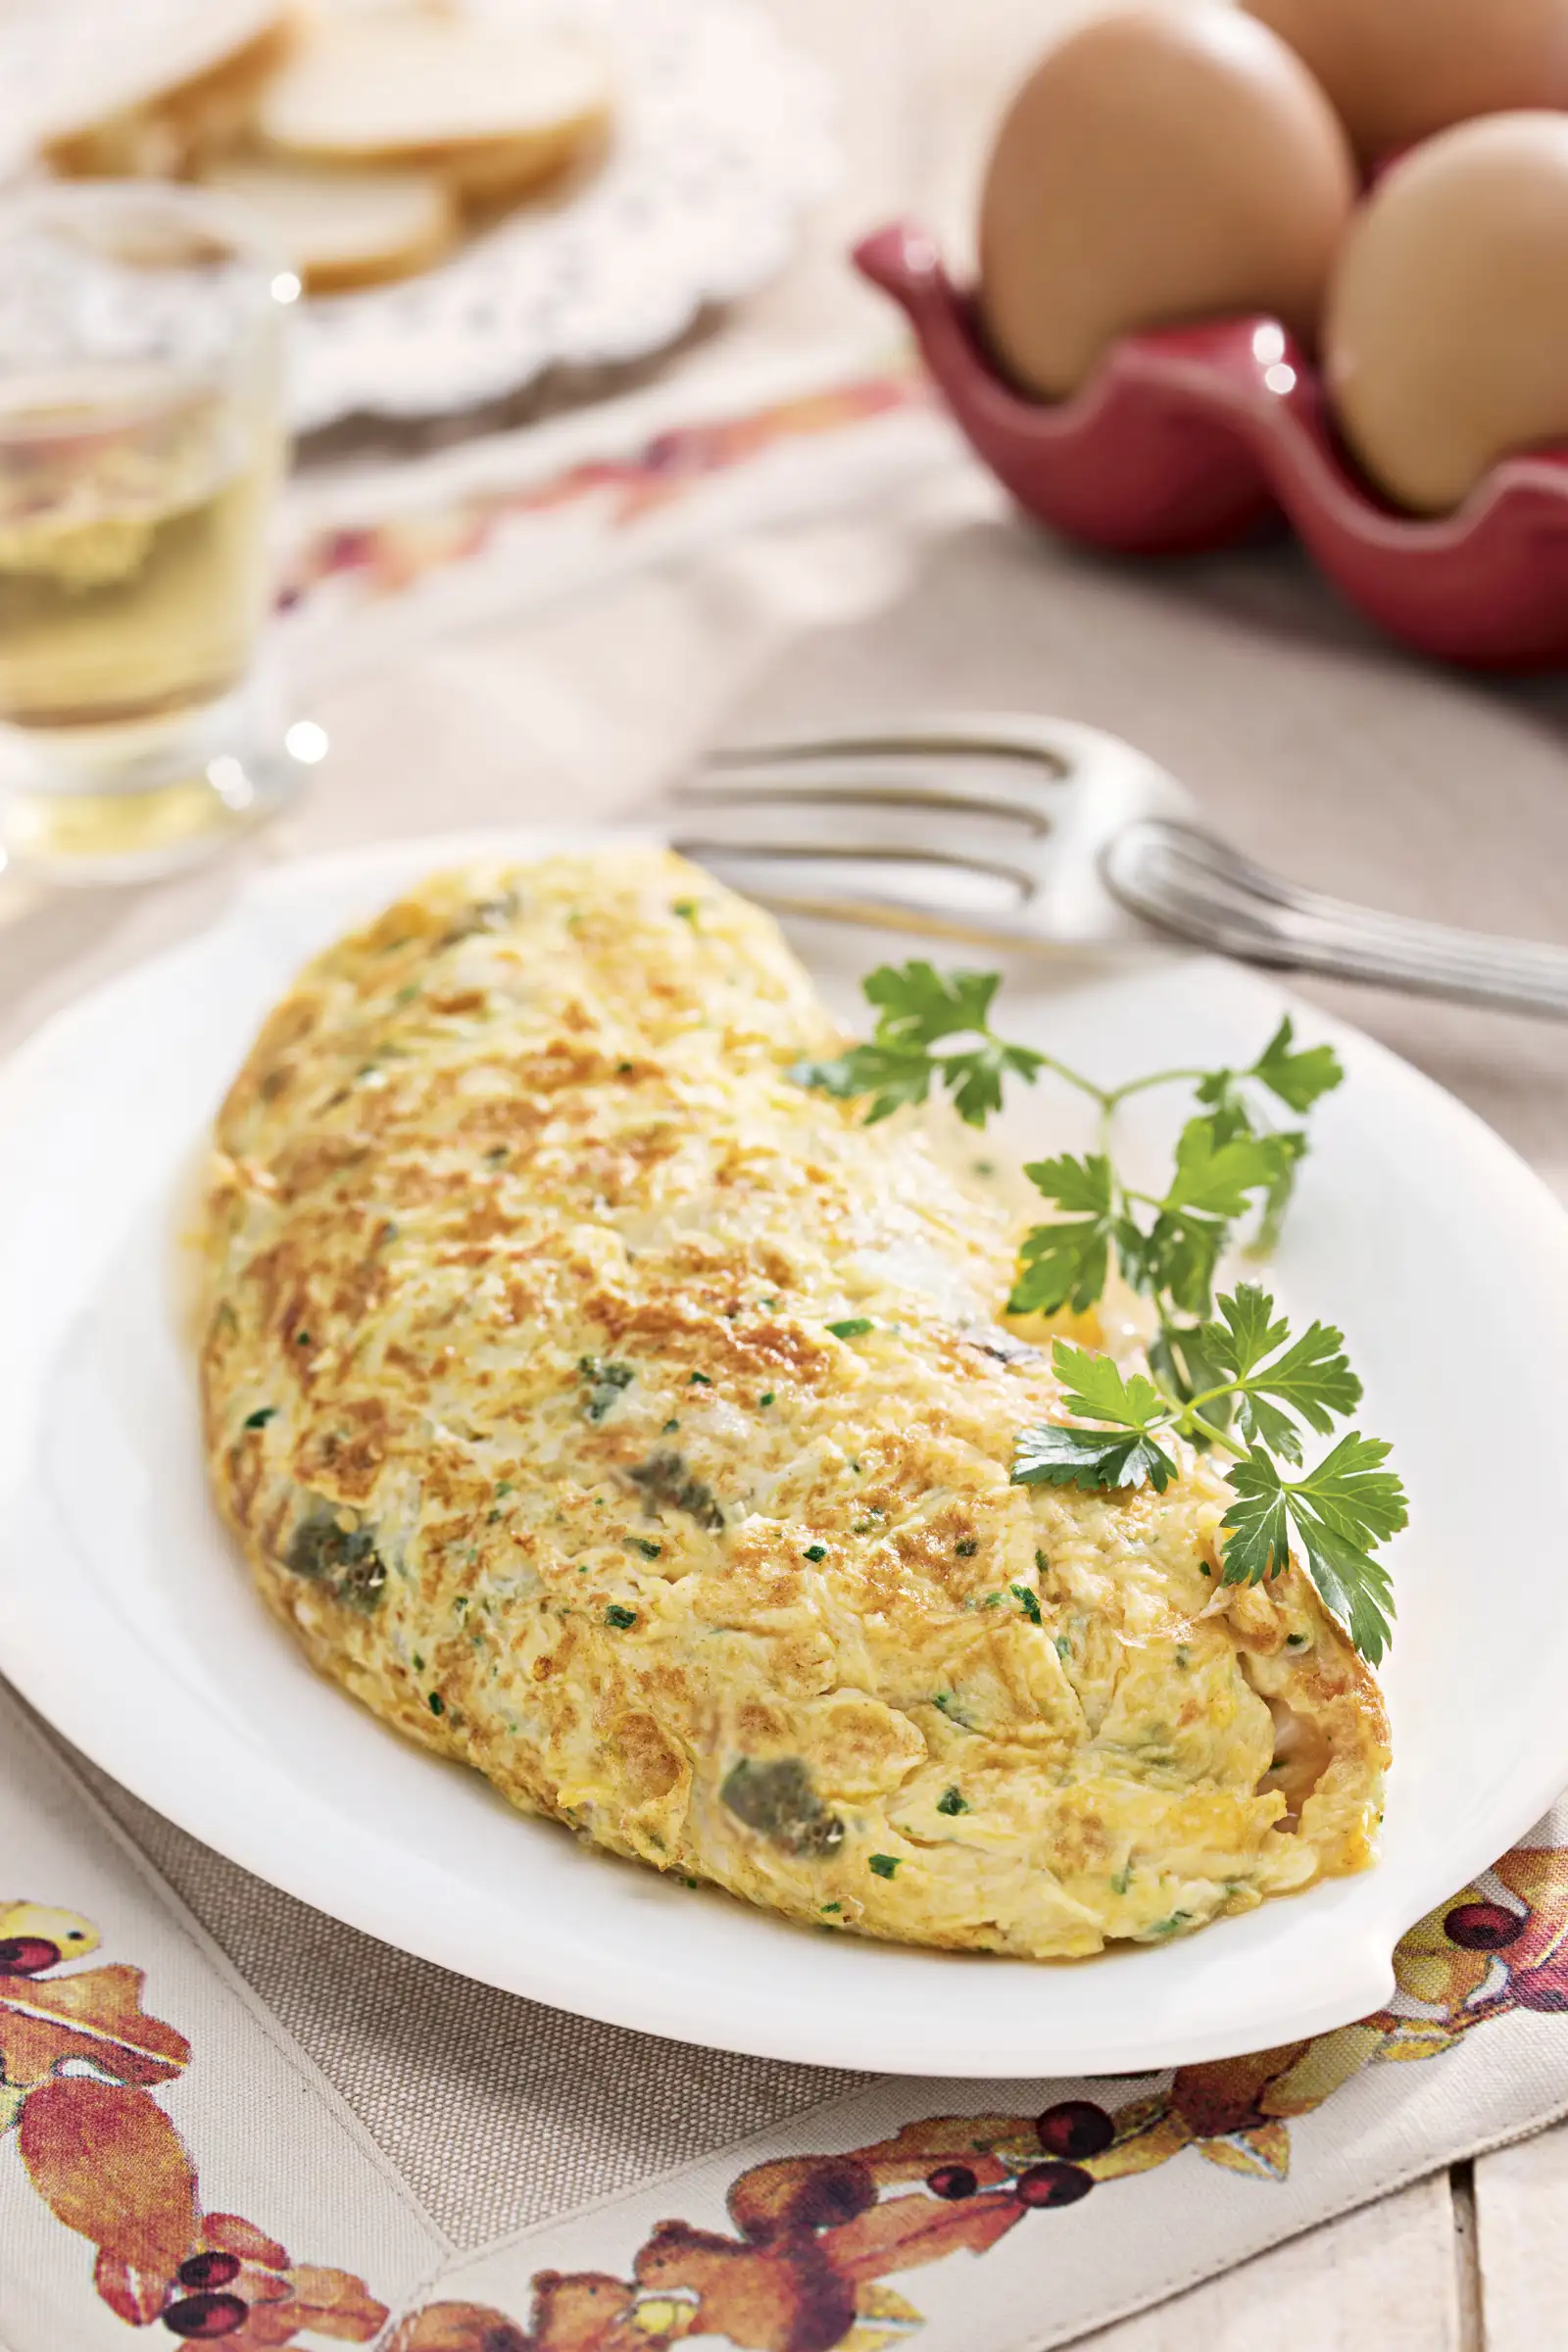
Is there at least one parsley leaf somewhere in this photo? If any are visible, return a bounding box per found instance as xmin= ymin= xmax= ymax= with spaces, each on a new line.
xmin=795 ymin=961 xmax=1043 ymax=1128
xmin=1012 ymin=1420 xmax=1179 ymax=1494
xmin=790 ymin=1044 xmax=934 ymax=1123
xmin=1137 ymin=1207 xmax=1229 ymax=1320
xmin=1122 ymin=1122 xmax=1299 ymax=1319
xmin=1008 ymin=1152 xmax=1117 ymax=1315
xmin=1013 ymin=1346 xmax=1180 ymax=1496
xmin=945 ymin=1037 xmax=1045 ymax=1127
xmin=863 ymin=961 xmax=1002 ymax=1047
xmin=1306 ymin=1532 xmax=1397 ymax=1669
xmin=1250 ymin=1016 xmax=1345 ymax=1114
xmin=1007 ymin=1224 xmax=1109 ymax=1318
xmin=1242 ymin=1316 xmax=1361 ymax=1432
xmin=1198 ymin=1280 xmax=1289 ymax=1375
xmin=1164 ymin=1117 xmax=1294 ymax=1220
xmin=1147 ymin=1318 xmax=1232 ymax=1431
xmin=1191 ymin=1074 xmax=1254 ymax=1140
xmin=1051 ymin=1342 xmax=1168 ymax=1432
xmin=1193 ymin=1022 xmax=1337 ymax=1254
xmin=1197 ymin=1286 xmax=1361 ymax=1461
xmin=1221 ymin=1433 xmax=1403 ymax=1662
xmin=1293 ymin=1428 xmax=1408 ymax=1545
xmin=1025 ymin=1152 xmax=1115 ymax=1218
xmin=1251 ymin=1128 xmax=1308 ymax=1257
xmin=1195 ymin=1018 xmax=1343 ymax=1121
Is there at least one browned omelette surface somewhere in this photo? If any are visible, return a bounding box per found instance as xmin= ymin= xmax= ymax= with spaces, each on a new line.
xmin=199 ymin=849 xmax=1388 ymax=1958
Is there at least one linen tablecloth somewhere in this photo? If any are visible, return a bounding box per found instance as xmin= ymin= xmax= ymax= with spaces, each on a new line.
xmin=4 ymin=353 xmax=1568 ymax=2352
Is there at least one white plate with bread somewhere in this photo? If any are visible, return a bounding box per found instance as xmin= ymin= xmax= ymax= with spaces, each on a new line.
xmin=0 ymin=0 xmax=836 ymax=429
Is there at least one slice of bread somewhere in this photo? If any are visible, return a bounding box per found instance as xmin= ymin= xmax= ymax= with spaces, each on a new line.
xmin=201 ymin=153 xmax=458 ymax=291
xmin=42 ymin=0 xmax=292 ymax=179
xmin=255 ymin=9 xmax=612 ymax=206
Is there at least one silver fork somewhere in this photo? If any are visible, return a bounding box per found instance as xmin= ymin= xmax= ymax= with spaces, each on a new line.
xmin=669 ymin=711 xmax=1568 ymax=1019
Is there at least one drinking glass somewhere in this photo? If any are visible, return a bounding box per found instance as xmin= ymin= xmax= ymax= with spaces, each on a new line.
xmin=0 ymin=181 xmax=305 ymax=882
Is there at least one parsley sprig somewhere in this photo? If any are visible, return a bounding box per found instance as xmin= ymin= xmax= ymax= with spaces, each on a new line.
xmin=794 ymin=963 xmax=1047 ymax=1127
xmin=800 ymin=961 xmax=1404 ymax=1663
xmin=1014 ymin=1302 xmax=1399 ymax=1662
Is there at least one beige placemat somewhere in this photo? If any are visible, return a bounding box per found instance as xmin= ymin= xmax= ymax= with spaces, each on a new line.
xmin=4 ymin=358 xmax=1568 ymax=2352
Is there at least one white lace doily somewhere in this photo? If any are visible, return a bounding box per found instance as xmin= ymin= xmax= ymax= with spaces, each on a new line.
xmin=0 ymin=0 xmax=838 ymax=431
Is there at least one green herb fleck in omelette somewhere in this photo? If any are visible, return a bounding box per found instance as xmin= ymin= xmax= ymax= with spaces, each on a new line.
xmin=198 ymin=850 xmax=1388 ymax=1960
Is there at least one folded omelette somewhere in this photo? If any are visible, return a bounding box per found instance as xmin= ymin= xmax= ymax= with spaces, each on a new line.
xmin=199 ymin=849 xmax=1388 ymax=1958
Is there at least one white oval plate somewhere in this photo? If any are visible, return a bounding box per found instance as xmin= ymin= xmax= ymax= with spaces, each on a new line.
xmin=3 ymin=828 xmax=1567 ymax=2078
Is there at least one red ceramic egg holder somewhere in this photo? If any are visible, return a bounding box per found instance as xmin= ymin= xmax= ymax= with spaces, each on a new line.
xmin=855 ymin=222 xmax=1568 ymax=670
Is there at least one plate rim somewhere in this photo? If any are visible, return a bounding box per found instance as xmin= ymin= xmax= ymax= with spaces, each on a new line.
xmin=4 ymin=824 xmax=1568 ymax=2077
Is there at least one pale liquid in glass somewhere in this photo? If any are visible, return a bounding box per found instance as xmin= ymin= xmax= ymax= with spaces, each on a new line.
xmin=0 ymin=365 xmax=283 ymax=869
xmin=0 ymin=185 xmax=300 ymax=880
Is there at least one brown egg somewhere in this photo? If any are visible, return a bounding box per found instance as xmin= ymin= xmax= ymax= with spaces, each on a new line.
xmin=978 ymin=8 xmax=1357 ymax=402
xmin=1245 ymin=0 xmax=1568 ymax=161
xmin=1325 ymin=113 xmax=1568 ymax=514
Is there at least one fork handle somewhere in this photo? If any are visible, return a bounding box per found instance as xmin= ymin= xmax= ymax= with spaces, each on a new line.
xmin=1103 ymin=820 xmax=1568 ymax=1019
